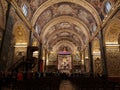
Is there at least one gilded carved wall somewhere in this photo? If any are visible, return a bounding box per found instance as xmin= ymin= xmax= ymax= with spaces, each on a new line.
xmin=106 ymin=47 xmax=120 ymax=76
xmin=105 ymin=16 xmax=120 ymax=76
xmin=13 ymin=22 xmax=29 ymax=63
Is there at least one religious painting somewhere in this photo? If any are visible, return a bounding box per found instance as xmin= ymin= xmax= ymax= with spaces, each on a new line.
xmin=58 ymin=54 xmax=72 ymax=70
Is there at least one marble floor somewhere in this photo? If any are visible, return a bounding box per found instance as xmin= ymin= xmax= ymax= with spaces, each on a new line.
xmin=59 ymin=80 xmax=76 ymax=90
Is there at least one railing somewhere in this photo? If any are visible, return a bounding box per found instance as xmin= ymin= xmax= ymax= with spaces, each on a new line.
xmin=7 ymin=56 xmax=25 ymax=71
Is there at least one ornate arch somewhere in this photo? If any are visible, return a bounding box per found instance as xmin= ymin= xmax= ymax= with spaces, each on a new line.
xmin=45 ymin=29 xmax=84 ymax=46
xmin=104 ymin=18 xmax=120 ymax=44
xmin=31 ymin=0 xmax=101 ymax=26
xmin=53 ymin=40 xmax=76 ymax=53
xmin=12 ymin=21 xmax=29 ymax=44
xmin=40 ymin=16 xmax=89 ymax=42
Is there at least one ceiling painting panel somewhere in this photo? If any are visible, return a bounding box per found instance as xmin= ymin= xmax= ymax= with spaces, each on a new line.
xmin=37 ymin=2 xmax=96 ymax=33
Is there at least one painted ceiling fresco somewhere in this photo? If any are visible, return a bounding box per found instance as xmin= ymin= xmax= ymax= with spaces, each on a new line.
xmin=13 ymin=0 xmax=118 ymax=53
xmin=37 ymin=2 xmax=96 ymax=31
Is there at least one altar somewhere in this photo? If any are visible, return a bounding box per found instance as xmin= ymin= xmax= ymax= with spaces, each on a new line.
xmin=58 ymin=54 xmax=72 ymax=73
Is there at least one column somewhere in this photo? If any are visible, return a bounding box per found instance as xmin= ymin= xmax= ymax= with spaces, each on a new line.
xmin=38 ymin=42 xmax=42 ymax=72
xmin=82 ymin=51 xmax=86 ymax=72
xmin=25 ymin=31 xmax=32 ymax=71
xmin=88 ymin=41 xmax=94 ymax=76
xmin=44 ymin=48 xmax=47 ymax=72
xmin=0 ymin=2 xmax=11 ymax=71
xmin=26 ymin=31 xmax=32 ymax=59
xmin=99 ymin=30 xmax=108 ymax=76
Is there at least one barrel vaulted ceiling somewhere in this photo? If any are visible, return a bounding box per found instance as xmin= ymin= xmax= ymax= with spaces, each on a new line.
xmin=13 ymin=0 xmax=118 ymax=53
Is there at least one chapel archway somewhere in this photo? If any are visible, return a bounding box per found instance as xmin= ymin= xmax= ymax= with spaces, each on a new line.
xmin=13 ymin=22 xmax=29 ymax=62
xmin=104 ymin=18 xmax=120 ymax=76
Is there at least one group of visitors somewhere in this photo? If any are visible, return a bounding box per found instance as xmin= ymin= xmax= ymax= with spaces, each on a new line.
xmin=0 ymin=70 xmax=104 ymax=90
xmin=0 ymin=71 xmax=119 ymax=90
xmin=0 ymin=71 xmax=83 ymax=86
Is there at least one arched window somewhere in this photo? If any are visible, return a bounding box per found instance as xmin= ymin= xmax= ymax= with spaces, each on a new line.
xmin=22 ymin=4 xmax=28 ymax=16
xmin=35 ymin=24 xmax=39 ymax=33
xmin=104 ymin=1 xmax=111 ymax=14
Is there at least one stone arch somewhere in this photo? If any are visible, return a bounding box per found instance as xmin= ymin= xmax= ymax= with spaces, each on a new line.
xmin=45 ymin=29 xmax=84 ymax=47
xmin=49 ymin=36 xmax=81 ymax=51
xmin=53 ymin=40 xmax=76 ymax=53
xmin=40 ymin=16 xmax=90 ymax=43
xmin=32 ymin=0 xmax=101 ymax=26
